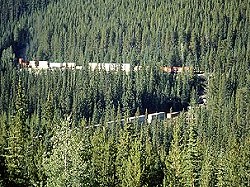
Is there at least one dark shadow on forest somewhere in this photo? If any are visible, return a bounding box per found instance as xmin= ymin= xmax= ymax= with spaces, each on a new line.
xmin=0 ymin=0 xmax=56 ymax=63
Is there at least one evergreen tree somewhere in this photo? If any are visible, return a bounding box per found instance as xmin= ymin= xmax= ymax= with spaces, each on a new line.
xmin=43 ymin=121 xmax=89 ymax=186
xmin=182 ymin=122 xmax=201 ymax=187
xmin=165 ymin=116 xmax=184 ymax=187
xmin=123 ymin=137 xmax=143 ymax=187
xmin=5 ymin=115 xmax=26 ymax=186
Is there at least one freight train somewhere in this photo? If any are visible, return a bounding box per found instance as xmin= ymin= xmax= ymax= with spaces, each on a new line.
xmin=86 ymin=111 xmax=180 ymax=129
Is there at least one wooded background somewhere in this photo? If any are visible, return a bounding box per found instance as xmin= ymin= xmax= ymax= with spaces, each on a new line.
xmin=0 ymin=0 xmax=249 ymax=186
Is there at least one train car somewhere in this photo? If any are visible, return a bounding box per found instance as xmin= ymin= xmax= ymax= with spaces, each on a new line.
xmin=29 ymin=60 xmax=49 ymax=69
xmin=138 ymin=115 xmax=146 ymax=123
xmin=166 ymin=112 xmax=180 ymax=119
xmin=62 ymin=63 xmax=76 ymax=68
xmin=128 ymin=115 xmax=146 ymax=124
xmin=50 ymin=63 xmax=62 ymax=69
xmin=148 ymin=112 xmax=166 ymax=123
xmin=18 ymin=58 xmax=29 ymax=68
xmin=147 ymin=113 xmax=159 ymax=124
xmin=160 ymin=66 xmax=193 ymax=73
xmin=158 ymin=112 xmax=165 ymax=120
xmin=85 ymin=111 xmax=168 ymax=129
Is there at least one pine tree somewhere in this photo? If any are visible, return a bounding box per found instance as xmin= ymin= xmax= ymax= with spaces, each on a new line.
xmin=115 ymin=125 xmax=131 ymax=186
xmin=43 ymin=121 xmax=89 ymax=186
xmin=0 ymin=114 xmax=8 ymax=186
xmin=200 ymin=145 xmax=216 ymax=187
xmin=182 ymin=121 xmax=201 ymax=187
xmin=165 ymin=116 xmax=184 ymax=187
xmin=15 ymin=78 xmax=28 ymax=131
xmin=143 ymin=132 xmax=164 ymax=186
xmin=90 ymin=129 xmax=116 ymax=186
xmin=123 ymin=137 xmax=143 ymax=187
xmin=5 ymin=115 xmax=26 ymax=186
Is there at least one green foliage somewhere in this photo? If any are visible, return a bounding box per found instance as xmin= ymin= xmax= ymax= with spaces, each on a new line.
xmin=43 ymin=121 xmax=90 ymax=187
xmin=0 ymin=0 xmax=249 ymax=186
xmin=5 ymin=115 xmax=26 ymax=186
xmin=91 ymin=129 xmax=116 ymax=186
xmin=164 ymin=118 xmax=184 ymax=187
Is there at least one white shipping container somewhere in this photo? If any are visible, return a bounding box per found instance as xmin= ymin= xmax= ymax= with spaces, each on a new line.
xmin=88 ymin=63 xmax=131 ymax=72
xmin=138 ymin=115 xmax=146 ymax=123
xmin=62 ymin=63 xmax=76 ymax=68
xmin=50 ymin=63 xmax=62 ymax=68
xmin=158 ymin=112 xmax=165 ymax=120
xmin=75 ymin=66 xmax=83 ymax=70
xmin=167 ymin=112 xmax=180 ymax=119
xmin=128 ymin=115 xmax=146 ymax=124
xmin=128 ymin=116 xmax=136 ymax=123
xmin=147 ymin=113 xmax=159 ymax=124
xmin=38 ymin=61 xmax=49 ymax=69
xmin=29 ymin=61 xmax=37 ymax=68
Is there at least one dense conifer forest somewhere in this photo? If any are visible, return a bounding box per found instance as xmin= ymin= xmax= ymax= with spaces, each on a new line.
xmin=0 ymin=0 xmax=249 ymax=186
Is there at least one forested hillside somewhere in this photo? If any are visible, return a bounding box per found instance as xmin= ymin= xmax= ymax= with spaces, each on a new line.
xmin=0 ymin=0 xmax=249 ymax=186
